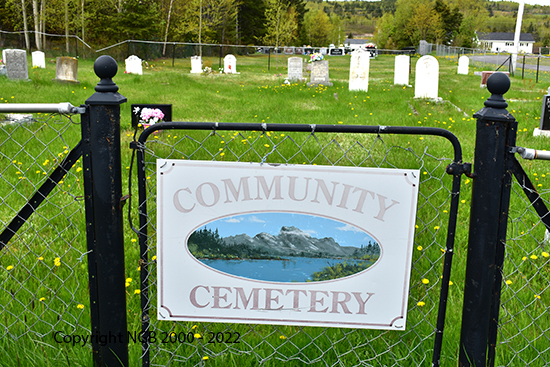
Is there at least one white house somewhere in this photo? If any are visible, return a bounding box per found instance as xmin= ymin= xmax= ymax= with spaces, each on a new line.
xmin=476 ymin=32 xmax=535 ymax=54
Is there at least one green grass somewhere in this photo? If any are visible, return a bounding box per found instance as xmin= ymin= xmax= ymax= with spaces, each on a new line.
xmin=1 ymin=53 xmax=550 ymax=366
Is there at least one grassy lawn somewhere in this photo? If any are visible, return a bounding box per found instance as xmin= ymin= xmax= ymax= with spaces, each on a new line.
xmin=1 ymin=53 xmax=549 ymax=366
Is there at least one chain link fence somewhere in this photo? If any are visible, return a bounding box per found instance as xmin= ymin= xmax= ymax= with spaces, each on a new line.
xmin=498 ymin=167 xmax=550 ymax=366
xmin=0 ymin=113 xmax=89 ymax=342
xmin=134 ymin=124 xmax=463 ymax=366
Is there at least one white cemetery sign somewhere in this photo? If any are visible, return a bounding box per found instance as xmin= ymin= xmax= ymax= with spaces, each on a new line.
xmin=457 ymin=56 xmax=469 ymax=75
xmin=394 ymin=55 xmax=410 ymax=86
xmin=307 ymin=60 xmax=332 ymax=87
xmin=349 ymin=49 xmax=370 ymax=92
xmin=287 ymin=57 xmax=303 ymax=82
xmin=32 ymin=51 xmax=45 ymax=69
xmin=157 ymin=160 xmax=420 ymax=330
xmin=53 ymin=57 xmax=79 ymax=83
xmin=190 ymin=56 xmax=202 ymax=74
xmin=414 ymin=55 xmax=439 ymax=100
xmin=5 ymin=49 xmax=28 ymax=80
xmin=125 ymin=55 xmax=143 ymax=75
xmin=224 ymin=54 xmax=237 ymax=74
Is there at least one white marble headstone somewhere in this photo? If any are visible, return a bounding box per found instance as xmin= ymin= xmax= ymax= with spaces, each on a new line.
xmin=53 ymin=56 xmax=79 ymax=83
xmin=5 ymin=49 xmax=28 ymax=80
xmin=394 ymin=55 xmax=410 ymax=86
xmin=32 ymin=51 xmax=46 ymax=69
xmin=190 ymin=56 xmax=202 ymax=73
xmin=349 ymin=49 xmax=370 ymax=92
xmin=414 ymin=55 xmax=439 ymax=100
xmin=224 ymin=54 xmax=237 ymax=74
xmin=457 ymin=55 xmax=469 ymax=75
xmin=287 ymin=57 xmax=303 ymax=82
xmin=125 ymin=55 xmax=143 ymax=75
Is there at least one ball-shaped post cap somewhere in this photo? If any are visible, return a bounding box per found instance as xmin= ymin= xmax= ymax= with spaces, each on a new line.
xmin=484 ymin=72 xmax=510 ymax=109
xmin=93 ymin=55 xmax=119 ymax=93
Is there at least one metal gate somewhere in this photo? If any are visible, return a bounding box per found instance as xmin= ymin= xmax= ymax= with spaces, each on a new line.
xmin=132 ymin=122 xmax=464 ymax=366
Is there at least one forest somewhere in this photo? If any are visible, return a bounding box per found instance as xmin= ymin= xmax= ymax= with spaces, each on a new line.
xmin=0 ymin=0 xmax=549 ymax=52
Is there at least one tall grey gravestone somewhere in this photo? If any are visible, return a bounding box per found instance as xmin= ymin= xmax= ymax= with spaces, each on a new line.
xmin=287 ymin=57 xmax=303 ymax=82
xmin=414 ymin=55 xmax=439 ymax=100
xmin=5 ymin=49 xmax=28 ymax=80
xmin=349 ymin=49 xmax=369 ymax=92
xmin=394 ymin=55 xmax=410 ymax=86
xmin=307 ymin=60 xmax=332 ymax=87
xmin=419 ymin=40 xmax=430 ymax=56
xmin=53 ymin=56 xmax=79 ymax=83
xmin=32 ymin=51 xmax=46 ymax=69
xmin=457 ymin=55 xmax=469 ymax=75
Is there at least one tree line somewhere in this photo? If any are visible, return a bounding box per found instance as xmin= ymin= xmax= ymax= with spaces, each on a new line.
xmin=0 ymin=0 xmax=549 ymax=53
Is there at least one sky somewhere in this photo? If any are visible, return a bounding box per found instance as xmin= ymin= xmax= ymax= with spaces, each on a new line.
xmin=199 ymin=212 xmax=377 ymax=248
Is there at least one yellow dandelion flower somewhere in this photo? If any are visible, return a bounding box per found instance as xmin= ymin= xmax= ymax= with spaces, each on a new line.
xmin=264 ymin=144 xmax=270 ymax=148
xmin=542 ymin=252 xmax=549 ymax=258
xmin=534 ymin=295 xmax=541 ymax=299
xmin=422 ymin=278 xmax=429 ymax=285
xmin=417 ymin=246 xmax=423 ymax=251
xmin=152 ymin=256 xmax=157 ymax=261
xmin=449 ymin=281 xmax=453 ymax=286
xmin=54 ymin=257 xmax=61 ymax=267
xmin=202 ymin=356 xmax=209 ymax=361
xmin=194 ymin=333 xmax=202 ymax=339
xmin=134 ymin=289 xmax=141 ymax=295
xmin=530 ymin=255 xmax=538 ymax=260
xmin=38 ymin=256 xmax=44 ymax=261
xmin=505 ymin=280 xmax=512 ymax=285
xmin=77 ymin=304 xmax=85 ymax=309
xmin=417 ymin=301 xmax=426 ymax=307
xmin=434 ymin=226 xmax=440 ymax=230
xmin=279 ymin=335 xmax=287 ymax=340
xmin=39 ymin=297 xmax=46 ymax=302
xmin=131 ymin=238 xmax=137 ymax=243
xmin=192 ymin=325 xmax=198 ymax=330
xmin=6 ymin=265 xmax=14 ymax=271
xmin=522 ymin=256 xmax=527 ymax=261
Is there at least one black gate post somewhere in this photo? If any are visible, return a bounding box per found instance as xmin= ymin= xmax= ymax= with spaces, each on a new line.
xmin=82 ymin=55 xmax=128 ymax=367
xmin=458 ymin=72 xmax=517 ymax=367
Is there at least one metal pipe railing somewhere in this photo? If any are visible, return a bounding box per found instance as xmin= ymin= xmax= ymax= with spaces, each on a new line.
xmin=0 ymin=102 xmax=85 ymax=114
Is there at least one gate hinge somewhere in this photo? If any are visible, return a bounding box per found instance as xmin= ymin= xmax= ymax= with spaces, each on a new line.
xmin=446 ymin=162 xmax=473 ymax=177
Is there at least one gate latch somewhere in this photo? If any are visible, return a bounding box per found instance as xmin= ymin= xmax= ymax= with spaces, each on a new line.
xmin=446 ymin=162 xmax=473 ymax=177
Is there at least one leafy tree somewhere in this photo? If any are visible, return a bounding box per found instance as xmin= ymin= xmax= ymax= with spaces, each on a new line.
xmin=304 ymin=8 xmax=332 ymax=46
xmin=434 ymin=0 xmax=463 ymax=45
xmin=238 ymin=0 xmax=267 ymax=45
xmin=408 ymin=1 xmax=442 ymax=44
xmin=262 ymin=0 xmax=298 ymax=47
xmin=373 ymin=11 xmax=394 ymax=49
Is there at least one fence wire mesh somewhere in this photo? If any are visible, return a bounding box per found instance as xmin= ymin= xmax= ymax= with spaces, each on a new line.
xmin=135 ymin=125 xmax=461 ymax=366
xmin=498 ymin=170 xmax=550 ymax=366
xmin=0 ymin=113 xmax=89 ymax=342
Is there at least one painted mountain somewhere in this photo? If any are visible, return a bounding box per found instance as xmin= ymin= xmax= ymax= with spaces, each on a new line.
xmin=222 ymin=226 xmax=371 ymax=258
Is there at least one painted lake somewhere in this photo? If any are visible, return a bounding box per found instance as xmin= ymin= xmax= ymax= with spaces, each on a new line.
xmin=199 ymin=257 xmax=375 ymax=283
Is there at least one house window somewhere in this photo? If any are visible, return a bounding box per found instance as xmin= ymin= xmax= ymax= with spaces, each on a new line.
xmin=520 ymin=43 xmax=525 ymax=47
xmin=506 ymin=42 xmax=514 ymax=46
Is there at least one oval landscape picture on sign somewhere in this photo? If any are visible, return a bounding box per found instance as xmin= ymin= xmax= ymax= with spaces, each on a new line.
xmin=186 ymin=212 xmax=381 ymax=283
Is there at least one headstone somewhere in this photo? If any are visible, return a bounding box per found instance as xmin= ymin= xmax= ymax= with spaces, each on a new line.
xmin=419 ymin=40 xmax=430 ymax=56
xmin=131 ymin=104 xmax=172 ymax=128
xmin=349 ymin=49 xmax=369 ymax=92
xmin=295 ymin=47 xmax=303 ymax=55
xmin=4 ymin=49 xmax=28 ymax=80
xmin=320 ymin=48 xmax=328 ymax=55
xmin=190 ymin=56 xmax=202 ymax=73
xmin=307 ymin=60 xmax=332 ymax=87
xmin=394 ymin=55 xmax=410 ymax=86
xmin=2 ymin=49 xmax=13 ymax=63
xmin=32 ymin=51 xmax=45 ymax=69
xmin=287 ymin=57 xmax=304 ymax=82
xmin=481 ymin=71 xmax=509 ymax=87
xmin=533 ymin=91 xmax=550 ymax=136
xmin=125 ymin=55 xmax=143 ymax=75
xmin=284 ymin=47 xmax=294 ymax=55
xmin=223 ymin=54 xmax=237 ymax=74
xmin=414 ymin=55 xmax=439 ymax=100
xmin=330 ymin=48 xmax=344 ymax=56
xmin=457 ymin=55 xmax=469 ymax=75
xmin=53 ymin=56 xmax=79 ymax=83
